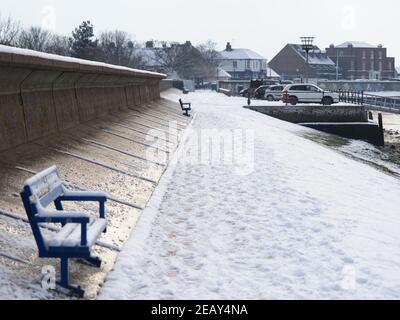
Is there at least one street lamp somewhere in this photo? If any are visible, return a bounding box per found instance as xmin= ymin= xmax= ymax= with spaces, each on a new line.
xmin=300 ymin=36 xmax=315 ymax=83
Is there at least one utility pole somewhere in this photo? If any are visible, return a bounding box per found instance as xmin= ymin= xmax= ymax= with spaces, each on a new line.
xmin=301 ymin=37 xmax=315 ymax=83
xmin=336 ymin=49 xmax=339 ymax=81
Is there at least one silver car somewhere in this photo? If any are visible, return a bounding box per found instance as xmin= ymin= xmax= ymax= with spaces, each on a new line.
xmin=264 ymin=85 xmax=285 ymax=101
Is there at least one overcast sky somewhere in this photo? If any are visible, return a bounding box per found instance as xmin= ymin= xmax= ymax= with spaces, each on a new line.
xmin=0 ymin=0 xmax=399 ymax=64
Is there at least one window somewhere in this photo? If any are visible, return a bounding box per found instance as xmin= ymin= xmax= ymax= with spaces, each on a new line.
xmin=370 ymin=51 xmax=374 ymax=59
xmin=370 ymin=61 xmax=374 ymax=71
xmin=246 ymin=60 xmax=250 ymax=69
xmin=350 ymin=61 xmax=355 ymax=70
xmin=362 ymin=50 xmax=366 ymax=59
xmin=339 ymin=50 xmax=344 ymax=57
xmin=379 ymin=51 xmax=383 ymax=59
xmin=291 ymin=85 xmax=307 ymax=91
xmin=388 ymin=62 xmax=392 ymax=70
xmin=233 ymin=61 xmax=238 ymax=69
xmin=362 ymin=61 xmax=367 ymax=70
xmin=379 ymin=61 xmax=383 ymax=71
xmin=307 ymin=85 xmax=320 ymax=92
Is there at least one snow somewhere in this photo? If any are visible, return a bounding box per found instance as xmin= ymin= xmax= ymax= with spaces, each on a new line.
xmin=290 ymin=44 xmax=335 ymax=66
xmin=365 ymin=91 xmax=400 ymax=98
xmin=218 ymin=48 xmax=266 ymax=60
xmin=336 ymin=41 xmax=375 ymax=48
xmin=217 ymin=68 xmax=232 ymax=79
xmin=99 ymin=90 xmax=400 ymax=300
xmin=0 ymin=44 xmax=165 ymax=78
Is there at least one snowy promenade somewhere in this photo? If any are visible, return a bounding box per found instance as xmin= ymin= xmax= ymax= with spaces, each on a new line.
xmin=99 ymin=90 xmax=400 ymax=300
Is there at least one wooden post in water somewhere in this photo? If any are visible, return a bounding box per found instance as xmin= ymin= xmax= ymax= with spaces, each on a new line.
xmin=368 ymin=111 xmax=373 ymax=120
xmin=378 ymin=113 xmax=385 ymax=147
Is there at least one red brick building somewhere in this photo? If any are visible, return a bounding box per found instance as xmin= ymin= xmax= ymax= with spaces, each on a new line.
xmin=326 ymin=41 xmax=396 ymax=80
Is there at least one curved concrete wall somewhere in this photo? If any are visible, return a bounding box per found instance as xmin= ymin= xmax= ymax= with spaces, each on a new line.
xmin=0 ymin=45 xmax=165 ymax=152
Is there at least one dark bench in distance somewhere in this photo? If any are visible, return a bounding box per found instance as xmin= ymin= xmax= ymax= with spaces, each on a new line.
xmin=179 ymin=98 xmax=192 ymax=117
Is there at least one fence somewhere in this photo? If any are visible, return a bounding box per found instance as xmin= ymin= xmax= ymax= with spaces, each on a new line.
xmin=330 ymin=89 xmax=400 ymax=113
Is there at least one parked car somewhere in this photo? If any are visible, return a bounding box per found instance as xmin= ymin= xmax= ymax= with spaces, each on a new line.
xmin=239 ymin=88 xmax=250 ymax=97
xmin=254 ymin=85 xmax=272 ymax=99
xmin=280 ymin=80 xmax=294 ymax=85
xmin=264 ymin=85 xmax=285 ymax=101
xmin=263 ymin=79 xmax=279 ymax=86
xmin=282 ymin=84 xmax=339 ymax=105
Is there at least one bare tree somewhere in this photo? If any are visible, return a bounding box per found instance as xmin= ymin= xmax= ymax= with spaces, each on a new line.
xmin=46 ymin=34 xmax=71 ymax=56
xmin=0 ymin=14 xmax=21 ymax=46
xmin=196 ymin=40 xmax=221 ymax=79
xmin=98 ymin=30 xmax=143 ymax=67
xmin=18 ymin=27 xmax=51 ymax=52
xmin=153 ymin=41 xmax=181 ymax=73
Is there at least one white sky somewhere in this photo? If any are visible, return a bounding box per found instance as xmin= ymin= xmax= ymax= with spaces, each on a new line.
xmin=0 ymin=0 xmax=399 ymax=64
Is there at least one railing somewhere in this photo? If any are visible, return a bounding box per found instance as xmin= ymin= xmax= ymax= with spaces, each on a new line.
xmin=363 ymin=94 xmax=400 ymax=113
xmin=330 ymin=89 xmax=400 ymax=113
xmin=334 ymin=90 xmax=365 ymax=105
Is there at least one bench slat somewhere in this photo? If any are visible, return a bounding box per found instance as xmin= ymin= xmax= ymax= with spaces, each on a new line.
xmin=46 ymin=223 xmax=79 ymax=248
xmin=46 ymin=218 xmax=107 ymax=249
xmin=39 ymin=182 xmax=64 ymax=207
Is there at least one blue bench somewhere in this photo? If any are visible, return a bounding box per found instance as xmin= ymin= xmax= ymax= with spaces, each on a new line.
xmin=20 ymin=166 xmax=108 ymax=297
xmin=179 ymin=98 xmax=192 ymax=117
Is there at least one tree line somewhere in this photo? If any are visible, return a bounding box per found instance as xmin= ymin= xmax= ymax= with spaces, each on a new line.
xmin=0 ymin=14 xmax=220 ymax=81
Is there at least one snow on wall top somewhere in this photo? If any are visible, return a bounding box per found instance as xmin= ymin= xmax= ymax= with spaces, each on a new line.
xmin=336 ymin=41 xmax=375 ymax=48
xmin=218 ymin=48 xmax=266 ymax=60
xmin=0 ymin=44 xmax=166 ymax=78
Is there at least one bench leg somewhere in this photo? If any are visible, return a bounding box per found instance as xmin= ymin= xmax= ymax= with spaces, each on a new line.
xmin=77 ymin=255 xmax=102 ymax=268
xmin=56 ymin=257 xmax=85 ymax=298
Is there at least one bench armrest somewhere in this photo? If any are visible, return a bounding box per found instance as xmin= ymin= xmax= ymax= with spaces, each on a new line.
xmin=35 ymin=210 xmax=91 ymax=224
xmin=60 ymin=189 xmax=108 ymax=219
xmin=36 ymin=209 xmax=91 ymax=246
xmin=60 ymin=190 xmax=108 ymax=201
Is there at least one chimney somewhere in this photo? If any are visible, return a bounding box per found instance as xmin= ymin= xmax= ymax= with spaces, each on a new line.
xmin=226 ymin=42 xmax=232 ymax=51
xmin=145 ymin=41 xmax=154 ymax=48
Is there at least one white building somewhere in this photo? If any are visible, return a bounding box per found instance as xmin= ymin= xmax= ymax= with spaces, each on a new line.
xmin=217 ymin=42 xmax=279 ymax=80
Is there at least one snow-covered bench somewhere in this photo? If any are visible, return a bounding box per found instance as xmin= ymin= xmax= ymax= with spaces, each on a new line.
xmin=179 ymin=98 xmax=192 ymax=117
xmin=20 ymin=166 xmax=108 ymax=297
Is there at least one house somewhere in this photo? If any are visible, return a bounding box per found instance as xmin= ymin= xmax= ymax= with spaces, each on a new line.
xmin=136 ymin=41 xmax=167 ymax=74
xmin=325 ymin=41 xmax=396 ymax=80
xmin=269 ymin=44 xmax=337 ymax=81
xmin=216 ymin=67 xmax=232 ymax=81
xmin=217 ymin=43 xmax=277 ymax=80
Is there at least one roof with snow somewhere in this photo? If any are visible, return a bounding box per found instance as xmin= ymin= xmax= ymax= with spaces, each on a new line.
xmin=218 ymin=48 xmax=266 ymax=60
xmin=136 ymin=48 xmax=164 ymax=67
xmin=289 ymin=44 xmax=335 ymax=66
xmin=217 ymin=68 xmax=232 ymax=78
xmin=266 ymin=66 xmax=280 ymax=78
xmin=336 ymin=41 xmax=375 ymax=48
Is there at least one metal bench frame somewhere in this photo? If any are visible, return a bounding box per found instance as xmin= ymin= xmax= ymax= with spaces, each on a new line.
xmin=20 ymin=166 xmax=108 ymax=297
xmin=179 ymin=99 xmax=192 ymax=117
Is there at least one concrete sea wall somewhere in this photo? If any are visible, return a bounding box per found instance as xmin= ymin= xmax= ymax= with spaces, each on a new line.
xmin=245 ymin=105 xmax=368 ymax=123
xmin=0 ymin=45 xmax=165 ymax=152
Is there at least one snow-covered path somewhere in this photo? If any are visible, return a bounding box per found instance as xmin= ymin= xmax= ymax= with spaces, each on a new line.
xmin=99 ymin=91 xmax=400 ymax=300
